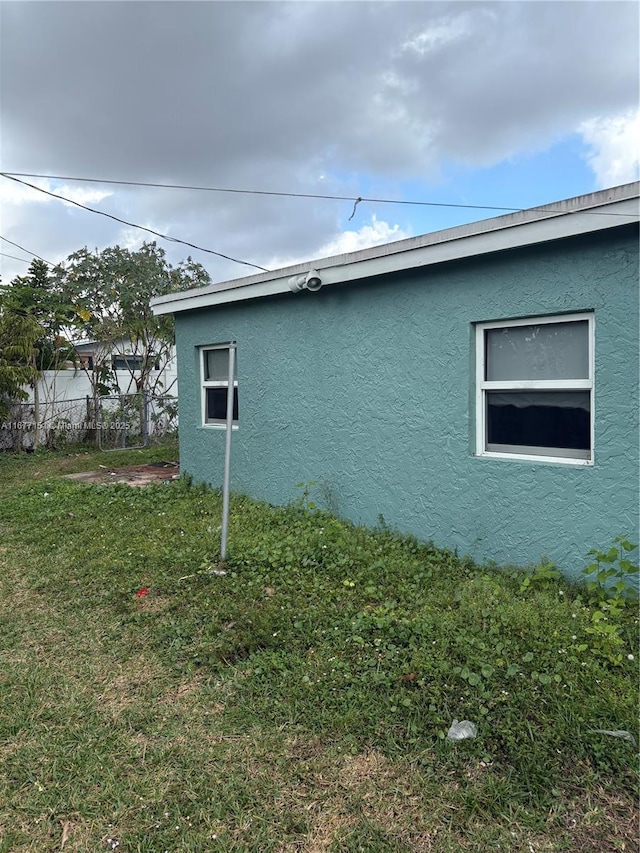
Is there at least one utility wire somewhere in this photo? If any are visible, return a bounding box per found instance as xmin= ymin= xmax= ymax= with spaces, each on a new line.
xmin=0 ymin=235 xmax=53 ymax=265
xmin=2 ymin=170 xmax=638 ymax=217
xmin=0 ymin=174 xmax=270 ymax=272
xmin=0 ymin=252 xmax=40 ymax=265
xmin=1 ymin=170 xmax=536 ymax=211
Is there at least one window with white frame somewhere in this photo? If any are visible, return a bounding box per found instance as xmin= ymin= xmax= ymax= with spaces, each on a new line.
xmin=475 ymin=313 xmax=594 ymax=463
xmin=201 ymin=345 xmax=238 ymax=426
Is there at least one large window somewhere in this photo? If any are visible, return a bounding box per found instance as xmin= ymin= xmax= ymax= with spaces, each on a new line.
xmin=201 ymin=345 xmax=238 ymax=427
xmin=475 ymin=313 xmax=594 ymax=464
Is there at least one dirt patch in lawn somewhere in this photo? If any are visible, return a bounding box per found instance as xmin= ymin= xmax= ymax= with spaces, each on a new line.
xmin=64 ymin=461 xmax=180 ymax=487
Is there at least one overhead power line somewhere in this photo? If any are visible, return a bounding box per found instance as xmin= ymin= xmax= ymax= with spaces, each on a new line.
xmin=0 ymin=174 xmax=270 ymax=272
xmin=1 ymin=252 xmax=39 ymax=264
xmin=2 ymin=170 xmax=519 ymax=212
xmin=0 ymin=235 xmax=52 ymax=265
xmin=1 ymin=170 xmax=638 ymax=217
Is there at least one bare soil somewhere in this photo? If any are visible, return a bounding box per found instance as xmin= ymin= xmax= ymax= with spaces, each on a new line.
xmin=64 ymin=460 xmax=180 ymax=487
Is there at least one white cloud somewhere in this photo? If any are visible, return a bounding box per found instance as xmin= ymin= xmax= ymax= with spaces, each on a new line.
xmin=401 ymin=13 xmax=471 ymax=56
xmin=268 ymin=216 xmax=412 ymax=271
xmin=0 ymin=178 xmax=115 ymax=282
xmin=579 ymin=109 xmax=640 ymax=188
xmin=0 ymin=178 xmax=111 ymax=209
xmin=119 ymin=228 xmax=147 ymax=252
xmin=0 ymin=177 xmax=51 ymax=207
xmin=56 ymin=185 xmax=112 ymax=207
xmin=1 ymin=3 xmax=638 ymax=283
xmin=316 ymin=216 xmax=411 ymax=257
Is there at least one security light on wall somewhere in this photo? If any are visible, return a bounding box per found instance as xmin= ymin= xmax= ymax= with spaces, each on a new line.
xmin=288 ymin=269 xmax=323 ymax=293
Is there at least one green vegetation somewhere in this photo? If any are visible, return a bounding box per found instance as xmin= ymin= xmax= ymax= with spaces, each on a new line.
xmin=0 ymin=446 xmax=637 ymax=852
xmin=0 ymin=310 xmax=40 ymax=421
xmin=53 ymin=242 xmax=210 ymax=398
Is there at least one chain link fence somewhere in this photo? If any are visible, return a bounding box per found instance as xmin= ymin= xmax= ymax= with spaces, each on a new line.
xmin=0 ymin=393 xmax=178 ymax=452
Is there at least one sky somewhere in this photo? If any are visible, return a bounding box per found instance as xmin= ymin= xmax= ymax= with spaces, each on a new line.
xmin=1 ymin=0 xmax=638 ymax=286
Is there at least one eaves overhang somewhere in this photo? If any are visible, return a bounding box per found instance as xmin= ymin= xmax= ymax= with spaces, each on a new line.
xmin=151 ymin=182 xmax=639 ymax=317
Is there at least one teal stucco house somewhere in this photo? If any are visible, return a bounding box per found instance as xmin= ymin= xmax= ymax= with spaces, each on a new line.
xmin=151 ymin=183 xmax=639 ymax=580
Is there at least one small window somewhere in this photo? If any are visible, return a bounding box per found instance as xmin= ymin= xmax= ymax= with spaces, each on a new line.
xmin=201 ymin=345 xmax=238 ymax=426
xmin=475 ymin=314 xmax=594 ymax=464
xmin=113 ymin=354 xmax=147 ymax=371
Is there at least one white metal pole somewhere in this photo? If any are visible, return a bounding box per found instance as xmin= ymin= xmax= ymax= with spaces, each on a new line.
xmin=220 ymin=342 xmax=236 ymax=561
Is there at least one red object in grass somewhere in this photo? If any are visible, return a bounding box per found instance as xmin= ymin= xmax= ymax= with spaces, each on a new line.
xmin=135 ymin=588 xmax=149 ymax=597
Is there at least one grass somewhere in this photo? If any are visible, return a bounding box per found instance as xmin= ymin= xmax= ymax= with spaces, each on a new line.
xmin=0 ymin=444 xmax=637 ymax=852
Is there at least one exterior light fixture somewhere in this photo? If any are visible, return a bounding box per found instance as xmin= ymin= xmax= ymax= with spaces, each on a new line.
xmin=288 ymin=269 xmax=323 ymax=293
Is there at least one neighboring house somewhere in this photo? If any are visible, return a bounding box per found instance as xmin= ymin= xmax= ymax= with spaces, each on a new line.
xmin=23 ymin=340 xmax=178 ymax=405
xmin=9 ymin=340 xmax=178 ymax=449
xmin=71 ymin=339 xmax=178 ymax=397
xmin=151 ymin=183 xmax=639 ymax=580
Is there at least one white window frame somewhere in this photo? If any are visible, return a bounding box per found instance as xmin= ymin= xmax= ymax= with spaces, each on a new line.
xmin=475 ymin=312 xmax=594 ymax=465
xmin=200 ymin=344 xmax=238 ymax=429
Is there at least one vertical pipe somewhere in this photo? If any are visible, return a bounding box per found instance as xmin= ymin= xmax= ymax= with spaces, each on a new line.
xmin=220 ymin=342 xmax=236 ymax=560
xmin=141 ymin=392 xmax=146 ymax=447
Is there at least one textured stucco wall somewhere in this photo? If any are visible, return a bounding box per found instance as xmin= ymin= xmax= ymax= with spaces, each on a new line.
xmin=175 ymin=227 xmax=639 ymax=580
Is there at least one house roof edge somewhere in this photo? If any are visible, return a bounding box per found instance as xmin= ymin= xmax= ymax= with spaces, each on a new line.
xmin=151 ymin=182 xmax=640 ymax=315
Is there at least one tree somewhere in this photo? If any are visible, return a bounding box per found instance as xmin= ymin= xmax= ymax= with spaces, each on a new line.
xmin=54 ymin=242 xmax=210 ymax=400
xmin=0 ymin=309 xmax=40 ymax=422
xmin=0 ymin=260 xmax=75 ymax=443
xmin=1 ymin=259 xmax=74 ymax=368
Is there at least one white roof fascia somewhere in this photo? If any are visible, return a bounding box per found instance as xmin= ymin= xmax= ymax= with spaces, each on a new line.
xmin=151 ymin=183 xmax=639 ymax=316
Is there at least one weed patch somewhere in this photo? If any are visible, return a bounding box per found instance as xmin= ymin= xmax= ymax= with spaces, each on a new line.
xmin=0 ymin=446 xmax=637 ymax=851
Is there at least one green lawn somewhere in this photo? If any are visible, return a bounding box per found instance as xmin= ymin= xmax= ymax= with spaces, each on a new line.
xmin=0 ymin=445 xmax=637 ymax=852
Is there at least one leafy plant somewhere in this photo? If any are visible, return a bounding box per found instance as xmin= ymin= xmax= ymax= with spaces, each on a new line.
xmin=519 ymin=558 xmax=561 ymax=592
xmin=583 ymin=536 xmax=639 ymax=603
xmin=53 ymin=241 xmax=211 ymax=403
xmin=0 ymin=449 xmax=637 ymax=852
xmin=293 ymin=480 xmax=318 ymax=511
xmin=578 ymin=537 xmax=639 ymax=666
xmin=0 ymin=310 xmax=41 ymax=421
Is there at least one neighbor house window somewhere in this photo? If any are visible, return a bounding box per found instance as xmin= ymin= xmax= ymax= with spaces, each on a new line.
xmin=112 ymin=354 xmax=153 ymax=371
xmin=475 ymin=313 xmax=594 ymax=464
xmin=201 ymin=345 xmax=238 ymax=426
